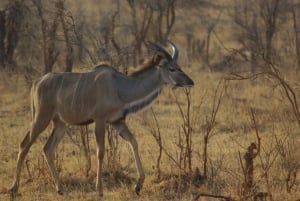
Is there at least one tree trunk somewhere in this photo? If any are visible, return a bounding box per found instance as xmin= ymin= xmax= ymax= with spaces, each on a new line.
xmin=261 ymin=0 xmax=279 ymax=61
xmin=33 ymin=0 xmax=59 ymax=74
xmin=292 ymin=3 xmax=300 ymax=68
xmin=0 ymin=10 xmax=5 ymax=67
xmin=57 ymin=0 xmax=73 ymax=72
xmin=6 ymin=1 xmax=23 ymax=67
xmin=203 ymin=136 xmax=208 ymax=178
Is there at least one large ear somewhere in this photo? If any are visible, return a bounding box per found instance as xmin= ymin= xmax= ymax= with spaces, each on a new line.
xmin=152 ymin=53 xmax=164 ymax=65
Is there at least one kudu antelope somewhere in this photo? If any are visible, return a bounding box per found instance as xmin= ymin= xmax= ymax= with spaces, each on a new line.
xmin=9 ymin=41 xmax=194 ymax=199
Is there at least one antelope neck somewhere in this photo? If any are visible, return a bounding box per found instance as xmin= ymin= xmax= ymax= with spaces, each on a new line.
xmin=122 ymin=68 xmax=164 ymax=113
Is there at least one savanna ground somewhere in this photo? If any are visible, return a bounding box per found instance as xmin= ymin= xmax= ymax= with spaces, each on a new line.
xmin=1 ymin=0 xmax=300 ymax=201
xmin=1 ymin=69 xmax=300 ymax=201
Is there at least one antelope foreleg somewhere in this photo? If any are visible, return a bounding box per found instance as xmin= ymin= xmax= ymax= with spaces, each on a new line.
xmin=112 ymin=121 xmax=145 ymax=195
xmin=43 ymin=119 xmax=65 ymax=194
xmin=94 ymin=119 xmax=106 ymax=197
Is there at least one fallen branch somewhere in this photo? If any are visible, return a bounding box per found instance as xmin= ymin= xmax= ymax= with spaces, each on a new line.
xmin=193 ymin=192 xmax=237 ymax=201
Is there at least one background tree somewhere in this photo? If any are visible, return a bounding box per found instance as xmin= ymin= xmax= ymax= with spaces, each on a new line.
xmin=33 ymin=0 xmax=60 ymax=73
xmin=0 ymin=10 xmax=5 ymax=67
xmin=292 ymin=0 xmax=300 ymax=68
xmin=232 ymin=0 xmax=282 ymax=71
xmin=0 ymin=0 xmax=24 ymax=68
xmin=57 ymin=0 xmax=74 ymax=72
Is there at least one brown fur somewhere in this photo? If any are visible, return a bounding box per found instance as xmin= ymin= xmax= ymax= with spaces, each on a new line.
xmin=9 ymin=42 xmax=194 ymax=200
xmin=130 ymin=53 xmax=165 ymax=77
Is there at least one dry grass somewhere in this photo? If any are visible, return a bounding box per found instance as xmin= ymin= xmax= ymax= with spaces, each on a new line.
xmin=0 ymin=67 xmax=300 ymax=201
xmin=1 ymin=0 xmax=300 ymax=200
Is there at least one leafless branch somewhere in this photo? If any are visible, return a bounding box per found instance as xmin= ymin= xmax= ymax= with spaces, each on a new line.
xmin=193 ymin=192 xmax=237 ymax=201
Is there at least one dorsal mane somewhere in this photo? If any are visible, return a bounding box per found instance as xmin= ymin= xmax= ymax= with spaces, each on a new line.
xmin=130 ymin=58 xmax=156 ymax=77
xmin=92 ymin=64 xmax=118 ymax=72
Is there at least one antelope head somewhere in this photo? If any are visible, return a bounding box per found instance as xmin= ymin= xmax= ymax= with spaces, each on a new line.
xmin=149 ymin=40 xmax=194 ymax=88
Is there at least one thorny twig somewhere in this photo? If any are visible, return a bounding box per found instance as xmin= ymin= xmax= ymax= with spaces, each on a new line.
xmin=203 ymin=79 xmax=224 ymax=178
xmin=240 ymin=109 xmax=261 ymax=198
xmin=173 ymin=88 xmax=193 ymax=173
xmin=150 ymin=108 xmax=163 ymax=179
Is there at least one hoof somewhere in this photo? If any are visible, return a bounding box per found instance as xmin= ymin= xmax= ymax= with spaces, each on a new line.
xmin=134 ymin=184 xmax=141 ymax=195
xmin=10 ymin=192 xmax=16 ymax=201
xmin=57 ymin=190 xmax=63 ymax=195
xmin=97 ymin=192 xmax=104 ymax=200
xmin=9 ymin=186 xmax=18 ymax=201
